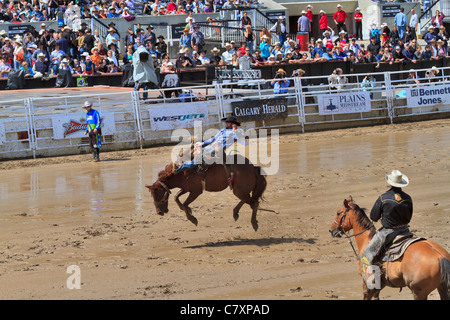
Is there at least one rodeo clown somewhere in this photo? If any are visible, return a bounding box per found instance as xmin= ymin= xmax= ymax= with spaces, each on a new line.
xmin=83 ymin=101 xmax=102 ymax=162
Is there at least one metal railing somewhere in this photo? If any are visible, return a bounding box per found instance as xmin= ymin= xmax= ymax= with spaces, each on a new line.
xmin=1 ymin=66 xmax=450 ymax=160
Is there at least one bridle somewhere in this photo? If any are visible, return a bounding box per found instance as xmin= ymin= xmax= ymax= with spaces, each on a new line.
xmin=157 ymin=180 xmax=171 ymax=203
xmin=333 ymin=206 xmax=373 ymax=260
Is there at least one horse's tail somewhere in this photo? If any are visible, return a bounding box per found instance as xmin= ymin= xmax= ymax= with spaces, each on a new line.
xmin=251 ymin=166 xmax=267 ymax=205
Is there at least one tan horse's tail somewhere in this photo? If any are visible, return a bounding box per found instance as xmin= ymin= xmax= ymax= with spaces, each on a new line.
xmin=440 ymin=258 xmax=450 ymax=290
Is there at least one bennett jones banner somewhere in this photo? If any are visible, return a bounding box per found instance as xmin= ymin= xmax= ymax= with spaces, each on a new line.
xmin=406 ymin=84 xmax=450 ymax=107
xmin=232 ymin=98 xmax=288 ymax=122
xmin=318 ymin=91 xmax=371 ymax=115
xmin=149 ymin=103 xmax=209 ymax=131
xmin=52 ymin=113 xmax=116 ymax=139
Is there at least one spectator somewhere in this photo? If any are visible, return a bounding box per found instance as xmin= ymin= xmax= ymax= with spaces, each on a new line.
xmin=270 ymin=68 xmax=289 ymax=94
xmin=156 ymin=35 xmax=167 ymax=59
xmin=394 ymin=8 xmax=407 ymax=39
xmin=431 ymin=10 xmax=445 ymax=33
xmin=319 ymin=10 xmax=328 ymax=36
xmin=0 ymin=55 xmax=11 ymax=77
xmin=191 ymin=25 xmax=205 ymax=52
xmin=198 ymin=49 xmax=210 ymax=65
xmin=259 ymin=26 xmax=272 ymax=43
xmin=321 ymin=47 xmax=334 ymax=61
xmin=179 ymin=27 xmax=191 ymax=50
xmin=143 ymin=25 xmax=156 ymax=47
xmin=425 ymin=66 xmax=439 ymax=82
xmin=297 ymin=10 xmax=310 ymax=33
xmin=175 ymin=49 xmax=193 ymax=68
xmin=392 ymin=45 xmax=405 ymax=63
xmin=389 ymin=26 xmax=400 ymax=46
xmin=333 ymin=4 xmax=347 ymax=33
xmin=424 ymin=26 xmax=437 ymax=45
xmin=82 ymin=55 xmax=95 ymax=75
xmin=367 ymin=36 xmax=381 ymax=56
xmin=361 ymin=74 xmax=376 ymax=99
xmin=222 ymin=42 xmax=234 ymax=65
xmin=332 ymin=45 xmax=347 ymax=61
xmin=244 ymin=25 xmax=255 ymax=54
xmin=105 ymin=28 xmax=120 ymax=50
xmin=406 ymin=69 xmax=420 ymax=85
xmin=328 ymin=67 xmax=347 ymax=92
xmin=354 ymin=7 xmax=363 ymax=40
xmin=259 ymin=35 xmax=270 ymax=59
xmin=409 ymin=8 xmax=418 ymax=40
xmin=270 ymin=16 xmax=287 ymax=45
xmin=209 ymin=47 xmax=223 ymax=66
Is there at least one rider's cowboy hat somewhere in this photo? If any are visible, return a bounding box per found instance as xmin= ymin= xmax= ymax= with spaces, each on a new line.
xmin=221 ymin=115 xmax=241 ymax=126
xmin=82 ymin=101 xmax=93 ymax=108
xmin=386 ymin=170 xmax=409 ymax=188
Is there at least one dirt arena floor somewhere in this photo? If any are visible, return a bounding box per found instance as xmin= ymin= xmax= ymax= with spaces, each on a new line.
xmin=0 ymin=118 xmax=449 ymax=300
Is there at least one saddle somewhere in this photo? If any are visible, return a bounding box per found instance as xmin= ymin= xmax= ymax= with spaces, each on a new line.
xmin=380 ymin=233 xmax=426 ymax=262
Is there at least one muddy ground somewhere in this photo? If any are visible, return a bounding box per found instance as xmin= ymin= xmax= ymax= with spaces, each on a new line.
xmin=0 ymin=118 xmax=449 ymax=300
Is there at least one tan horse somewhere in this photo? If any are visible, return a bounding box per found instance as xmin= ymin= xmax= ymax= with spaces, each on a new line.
xmin=146 ymin=155 xmax=267 ymax=231
xmin=329 ymin=196 xmax=450 ymax=300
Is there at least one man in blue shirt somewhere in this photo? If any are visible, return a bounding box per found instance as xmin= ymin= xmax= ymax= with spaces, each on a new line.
xmin=271 ymin=68 xmax=290 ymax=94
xmin=311 ymin=39 xmax=325 ymax=57
xmin=394 ymin=8 xmax=407 ymax=39
xmin=83 ymin=101 xmax=102 ymax=162
xmin=174 ymin=116 xmax=247 ymax=174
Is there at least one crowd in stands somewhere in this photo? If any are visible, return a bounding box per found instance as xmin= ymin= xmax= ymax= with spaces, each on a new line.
xmin=0 ymin=1 xmax=448 ymax=81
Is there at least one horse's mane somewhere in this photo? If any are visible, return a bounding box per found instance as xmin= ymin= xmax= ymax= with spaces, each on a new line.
xmin=352 ymin=203 xmax=377 ymax=238
xmin=157 ymin=163 xmax=175 ymax=181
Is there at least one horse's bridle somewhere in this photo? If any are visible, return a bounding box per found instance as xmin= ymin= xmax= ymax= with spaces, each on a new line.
xmin=157 ymin=180 xmax=172 ymax=203
xmin=333 ymin=206 xmax=373 ymax=259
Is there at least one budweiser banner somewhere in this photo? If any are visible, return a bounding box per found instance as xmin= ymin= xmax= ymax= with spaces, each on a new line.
xmin=51 ymin=113 xmax=116 ymax=139
xmin=318 ymin=92 xmax=371 ymax=115
xmin=149 ymin=103 xmax=209 ymax=131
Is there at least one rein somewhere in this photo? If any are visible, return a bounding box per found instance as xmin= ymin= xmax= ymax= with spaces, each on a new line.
xmin=157 ymin=180 xmax=172 ymax=201
xmin=335 ymin=208 xmax=373 ymax=260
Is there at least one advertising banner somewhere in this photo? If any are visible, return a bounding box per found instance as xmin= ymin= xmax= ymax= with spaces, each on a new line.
xmin=52 ymin=113 xmax=116 ymax=139
xmin=318 ymin=92 xmax=371 ymax=115
xmin=232 ymin=98 xmax=288 ymax=122
xmin=149 ymin=103 xmax=209 ymax=131
xmin=406 ymin=84 xmax=450 ymax=107
xmin=0 ymin=121 xmax=5 ymax=145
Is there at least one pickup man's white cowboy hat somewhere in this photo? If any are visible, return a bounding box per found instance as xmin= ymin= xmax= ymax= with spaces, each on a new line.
xmin=386 ymin=170 xmax=409 ymax=188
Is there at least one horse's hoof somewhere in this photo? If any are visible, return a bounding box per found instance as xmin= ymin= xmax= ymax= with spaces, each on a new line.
xmin=233 ymin=213 xmax=239 ymax=221
xmin=251 ymin=220 xmax=259 ymax=232
xmin=189 ymin=217 xmax=198 ymax=226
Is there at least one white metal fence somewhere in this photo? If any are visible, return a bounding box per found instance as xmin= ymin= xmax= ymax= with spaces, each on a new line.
xmin=1 ymin=66 xmax=450 ymax=160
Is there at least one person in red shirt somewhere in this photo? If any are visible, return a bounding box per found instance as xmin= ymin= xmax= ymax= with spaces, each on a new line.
xmin=305 ymin=5 xmax=313 ymax=22
xmin=333 ymin=4 xmax=348 ymax=33
xmin=166 ymin=0 xmax=177 ymax=13
xmin=319 ymin=10 xmax=328 ymax=35
xmin=354 ymin=7 xmax=363 ymax=40
xmin=305 ymin=4 xmax=313 ymax=37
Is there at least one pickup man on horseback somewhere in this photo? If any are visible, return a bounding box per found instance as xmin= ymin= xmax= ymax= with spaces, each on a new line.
xmin=174 ymin=115 xmax=246 ymax=174
xmin=360 ymin=170 xmax=413 ymax=283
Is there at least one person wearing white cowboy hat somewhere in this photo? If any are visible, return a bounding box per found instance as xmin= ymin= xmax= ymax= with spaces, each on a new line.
xmin=173 ymin=115 xmax=246 ymax=175
xmin=270 ymin=14 xmax=287 ymax=46
xmin=359 ymin=169 xmax=413 ymax=285
xmin=333 ymin=4 xmax=348 ymax=34
xmin=82 ymin=101 xmax=102 ymax=162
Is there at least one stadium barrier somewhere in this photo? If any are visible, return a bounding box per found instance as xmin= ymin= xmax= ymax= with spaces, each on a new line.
xmin=1 ymin=66 xmax=450 ymax=160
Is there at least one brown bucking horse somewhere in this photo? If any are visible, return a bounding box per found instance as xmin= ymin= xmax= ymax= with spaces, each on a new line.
xmin=146 ymin=155 xmax=267 ymax=231
xmin=329 ymin=196 xmax=450 ymax=300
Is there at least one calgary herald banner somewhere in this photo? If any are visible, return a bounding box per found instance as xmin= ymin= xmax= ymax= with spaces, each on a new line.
xmin=149 ymin=103 xmax=209 ymax=131
xmin=51 ymin=113 xmax=115 ymax=139
xmin=318 ymin=92 xmax=371 ymax=115
xmin=232 ymin=98 xmax=288 ymax=122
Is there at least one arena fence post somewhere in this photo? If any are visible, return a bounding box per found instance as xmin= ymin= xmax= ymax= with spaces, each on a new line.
xmin=131 ymin=91 xmax=144 ymax=149
xmin=25 ymin=98 xmax=37 ymax=159
xmin=384 ymin=72 xmax=395 ymax=124
xmin=294 ymin=76 xmax=305 ymax=133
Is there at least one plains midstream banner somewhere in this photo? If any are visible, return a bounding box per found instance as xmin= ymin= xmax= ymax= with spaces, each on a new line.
xmin=52 ymin=113 xmax=116 ymax=139
xmin=317 ymin=91 xmax=371 ymax=115
xmin=406 ymin=83 xmax=450 ymax=107
xmin=149 ymin=103 xmax=209 ymax=131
